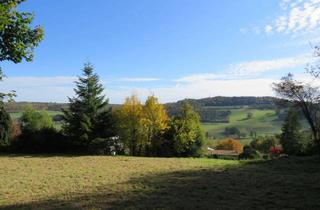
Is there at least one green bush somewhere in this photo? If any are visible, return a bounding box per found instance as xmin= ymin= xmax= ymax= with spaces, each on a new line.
xmin=20 ymin=106 xmax=54 ymax=132
xmin=13 ymin=127 xmax=73 ymax=153
xmin=239 ymin=146 xmax=261 ymax=160
xmin=250 ymin=136 xmax=277 ymax=154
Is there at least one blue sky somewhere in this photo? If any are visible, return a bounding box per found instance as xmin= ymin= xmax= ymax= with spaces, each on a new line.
xmin=1 ymin=0 xmax=320 ymax=103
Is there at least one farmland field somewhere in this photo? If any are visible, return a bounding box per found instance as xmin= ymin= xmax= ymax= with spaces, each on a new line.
xmin=0 ymin=155 xmax=320 ymax=209
xmin=201 ymin=108 xmax=284 ymax=146
xmin=201 ymin=108 xmax=282 ymax=138
xmin=9 ymin=111 xmax=62 ymax=120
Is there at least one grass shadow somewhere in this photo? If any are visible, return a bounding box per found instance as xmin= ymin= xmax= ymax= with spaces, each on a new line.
xmin=1 ymin=157 xmax=320 ymax=210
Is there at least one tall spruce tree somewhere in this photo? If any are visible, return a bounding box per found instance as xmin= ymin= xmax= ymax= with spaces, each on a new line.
xmin=280 ymin=108 xmax=302 ymax=155
xmin=63 ymin=63 xmax=115 ymax=150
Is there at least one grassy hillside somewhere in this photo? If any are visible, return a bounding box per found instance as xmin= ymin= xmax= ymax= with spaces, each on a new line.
xmin=0 ymin=155 xmax=319 ymax=209
xmin=201 ymin=108 xmax=283 ymax=145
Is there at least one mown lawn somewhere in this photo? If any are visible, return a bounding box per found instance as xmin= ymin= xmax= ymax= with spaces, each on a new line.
xmin=0 ymin=155 xmax=320 ymax=209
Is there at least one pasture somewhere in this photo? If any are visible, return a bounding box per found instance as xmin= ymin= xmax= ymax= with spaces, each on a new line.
xmin=0 ymin=155 xmax=320 ymax=209
xmin=202 ymin=108 xmax=283 ymax=145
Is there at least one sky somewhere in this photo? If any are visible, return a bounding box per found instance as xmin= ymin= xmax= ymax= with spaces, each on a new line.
xmin=1 ymin=0 xmax=320 ymax=103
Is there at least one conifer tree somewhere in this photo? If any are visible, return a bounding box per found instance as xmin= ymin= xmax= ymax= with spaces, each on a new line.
xmin=63 ymin=63 xmax=115 ymax=150
xmin=280 ymin=108 xmax=302 ymax=155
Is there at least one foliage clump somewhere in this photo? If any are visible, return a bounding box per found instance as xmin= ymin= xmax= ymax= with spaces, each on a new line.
xmin=216 ymin=138 xmax=243 ymax=153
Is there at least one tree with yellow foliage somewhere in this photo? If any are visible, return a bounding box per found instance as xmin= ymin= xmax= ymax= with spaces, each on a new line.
xmin=117 ymin=94 xmax=143 ymax=156
xmin=141 ymin=95 xmax=168 ymax=155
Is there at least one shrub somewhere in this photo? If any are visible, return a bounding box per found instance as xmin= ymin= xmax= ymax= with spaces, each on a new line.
xmin=20 ymin=107 xmax=54 ymax=132
xmin=224 ymin=127 xmax=241 ymax=138
xmin=250 ymin=136 xmax=277 ymax=154
xmin=13 ymin=127 xmax=72 ymax=153
xmin=239 ymin=146 xmax=261 ymax=160
xmin=269 ymin=146 xmax=282 ymax=158
xmin=216 ymin=138 xmax=243 ymax=153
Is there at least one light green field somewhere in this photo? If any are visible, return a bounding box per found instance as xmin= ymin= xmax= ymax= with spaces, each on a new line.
xmin=201 ymin=108 xmax=283 ymax=145
xmin=9 ymin=111 xmax=62 ymax=120
xmin=0 ymin=155 xmax=319 ymax=209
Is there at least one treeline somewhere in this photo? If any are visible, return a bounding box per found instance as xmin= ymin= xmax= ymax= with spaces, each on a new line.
xmin=165 ymin=96 xmax=279 ymax=122
xmin=0 ymin=63 xmax=204 ymax=157
xmin=5 ymin=102 xmax=69 ymax=112
xmin=5 ymin=97 xmax=279 ymax=123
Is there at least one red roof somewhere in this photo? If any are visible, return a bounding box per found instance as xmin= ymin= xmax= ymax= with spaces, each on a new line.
xmin=208 ymin=149 xmax=239 ymax=156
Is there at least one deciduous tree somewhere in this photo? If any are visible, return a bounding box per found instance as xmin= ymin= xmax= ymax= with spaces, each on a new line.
xmin=116 ymin=94 xmax=143 ymax=156
xmin=141 ymin=95 xmax=168 ymax=155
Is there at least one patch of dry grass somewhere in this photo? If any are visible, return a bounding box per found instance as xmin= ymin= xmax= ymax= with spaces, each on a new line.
xmin=0 ymin=155 xmax=319 ymax=209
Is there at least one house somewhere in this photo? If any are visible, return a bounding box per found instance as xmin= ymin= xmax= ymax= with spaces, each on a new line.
xmin=207 ymin=147 xmax=239 ymax=159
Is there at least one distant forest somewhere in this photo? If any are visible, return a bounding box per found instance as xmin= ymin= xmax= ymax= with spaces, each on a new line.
xmin=5 ymin=96 xmax=280 ymax=123
xmin=166 ymin=96 xmax=278 ymax=123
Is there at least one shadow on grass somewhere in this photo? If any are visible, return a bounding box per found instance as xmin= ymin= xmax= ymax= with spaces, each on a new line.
xmin=0 ymin=153 xmax=97 ymax=158
xmin=1 ymin=157 xmax=320 ymax=210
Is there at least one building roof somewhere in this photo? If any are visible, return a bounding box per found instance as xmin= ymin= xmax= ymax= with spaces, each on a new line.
xmin=208 ymin=149 xmax=239 ymax=156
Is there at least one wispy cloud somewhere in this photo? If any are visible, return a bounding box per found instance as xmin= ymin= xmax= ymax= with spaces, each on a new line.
xmin=229 ymin=54 xmax=309 ymax=76
xmin=0 ymin=54 xmax=312 ymax=103
xmin=266 ymin=0 xmax=320 ymax=34
xmin=176 ymin=54 xmax=310 ymax=83
xmin=118 ymin=77 xmax=160 ymax=82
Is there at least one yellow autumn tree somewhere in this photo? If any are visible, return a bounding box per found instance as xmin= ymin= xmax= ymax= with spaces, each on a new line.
xmin=117 ymin=94 xmax=143 ymax=156
xmin=141 ymin=95 xmax=168 ymax=155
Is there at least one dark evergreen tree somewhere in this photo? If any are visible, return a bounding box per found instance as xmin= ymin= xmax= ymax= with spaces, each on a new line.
xmin=0 ymin=104 xmax=11 ymax=146
xmin=280 ymin=108 xmax=302 ymax=155
xmin=62 ymin=63 xmax=116 ymax=151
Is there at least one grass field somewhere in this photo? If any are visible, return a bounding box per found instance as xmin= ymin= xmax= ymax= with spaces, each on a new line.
xmin=0 ymin=155 xmax=320 ymax=209
xmin=9 ymin=111 xmax=62 ymax=120
xmin=201 ymin=108 xmax=283 ymax=146
xmin=201 ymin=108 xmax=282 ymax=138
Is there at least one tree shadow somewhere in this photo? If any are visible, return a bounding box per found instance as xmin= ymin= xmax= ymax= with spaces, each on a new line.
xmin=1 ymin=157 xmax=320 ymax=210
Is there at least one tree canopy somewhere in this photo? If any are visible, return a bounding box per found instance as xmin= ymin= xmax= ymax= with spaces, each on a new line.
xmin=62 ymin=63 xmax=115 ymax=150
xmin=0 ymin=0 xmax=44 ymax=64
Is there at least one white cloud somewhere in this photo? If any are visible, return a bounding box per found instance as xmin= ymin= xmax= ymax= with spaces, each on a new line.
xmin=265 ymin=25 xmax=273 ymax=34
xmin=174 ymin=73 xmax=225 ymax=83
xmin=0 ymin=76 xmax=76 ymax=102
xmin=107 ymin=78 xmax=278 ymax=104
xmin=229 ymin=54 xmax=309 ymax=76
xmin=118 ymin=77 xmax=160 ymax=82
xmin=267 ymin=0 xmax=320 ymax=34
xmin=0 ymin=54 xmax=311 ymax=104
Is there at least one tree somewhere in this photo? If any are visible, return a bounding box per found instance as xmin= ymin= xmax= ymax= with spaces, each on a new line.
xmin=216 ymin=138 xmax=243 ymax=153
xmin=0 ymin=104 xmax=11 ymax=146
xmin=167 ymin=103 xmax=204 ymax=157
xmin=224 ymin=126 xmax=241 ymax=138
xmin=116 ymin=94 xmax=143 ymax=156
xmin=250 ymin=136 xmax=276 ymax=154
xmin=0 ymin=0 xmax=43 ymax=146
xmin=247 ymin=112 xmax=253 ymax=119
xmin=273 ymin=73 xmax=320 ymax=154
xmin=0 ymin=0 xmax=44 ymax=64
xmin=280 ymin=108 xmax=303 ymax=155
xmin=63 ymin=63 xmax=115 ymax=150
xmin=20 ymin=106 xmax=53 ymax=131
xmin=141 ymin=95 xmax=168 ymax=155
